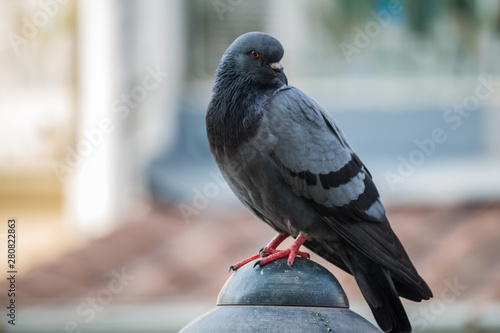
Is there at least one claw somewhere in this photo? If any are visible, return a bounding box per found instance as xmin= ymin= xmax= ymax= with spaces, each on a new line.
xmin=260 ymin=247 xmax=276 ymax=257
xmin=228 ymin=265 xmax=235 ymax=272
xmin=253 ymin=260 xmax=262 ymax=268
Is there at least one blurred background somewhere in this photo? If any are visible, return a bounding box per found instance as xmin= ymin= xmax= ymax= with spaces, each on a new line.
xmin=1 ymin=0 xmax=500 ymax=332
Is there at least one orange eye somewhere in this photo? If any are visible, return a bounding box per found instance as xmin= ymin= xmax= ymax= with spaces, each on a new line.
xmin=251 ymin=50 xmax=260 ymax=59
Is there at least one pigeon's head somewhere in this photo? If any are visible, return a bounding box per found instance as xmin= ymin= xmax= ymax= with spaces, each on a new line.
xmin=217 ymin=32 xmax=288 ymax=88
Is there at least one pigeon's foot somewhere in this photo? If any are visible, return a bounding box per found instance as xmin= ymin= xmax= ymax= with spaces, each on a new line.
xmin=229 ymin=232 xmax=309 ymax=271
xmin=228 ymin=253 xmax=262 ymax=272
xmin=229 ymin=232 xmax=290 ymax=272
xmin=229 ymin=232 xmax=310 ymax=271
xmin=259 ymin=232 xmax=290 ymax=256
xmin=254 ymin=232 xmax=309 ymax=268
xmin=259 ymin=247 xmax=310 ymax=259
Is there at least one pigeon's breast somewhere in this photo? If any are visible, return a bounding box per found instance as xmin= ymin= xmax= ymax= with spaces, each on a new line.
xmin=206 ymin=86 xmax=273 ymax=159
xmin=217 ymin=113 xmax=330 ymax=237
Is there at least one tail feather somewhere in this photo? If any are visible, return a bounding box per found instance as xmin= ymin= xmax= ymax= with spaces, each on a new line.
xmin=346 ymin=252 xmax=412 ymax=333
xmin=393 ymin=276 xmax=432 ymax=302
xmin=305 ymin=238 xmax=432 ymax=332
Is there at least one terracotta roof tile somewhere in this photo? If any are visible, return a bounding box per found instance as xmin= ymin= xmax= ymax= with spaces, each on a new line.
xmin=1 ymin=203 xmax=499 ymax=306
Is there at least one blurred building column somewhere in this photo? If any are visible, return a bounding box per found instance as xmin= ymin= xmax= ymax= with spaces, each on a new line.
xmin=68 ymin=0 xmax=186 ymax=237
xmin=66 ymin=0 xmax=119 ymax=237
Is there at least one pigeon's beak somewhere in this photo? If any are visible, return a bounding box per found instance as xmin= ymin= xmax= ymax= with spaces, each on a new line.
xmin=270 ymin=62 xmax=288 ymax=86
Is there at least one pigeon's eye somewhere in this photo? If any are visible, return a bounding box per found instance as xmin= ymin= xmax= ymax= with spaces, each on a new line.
xmin=250 ymin=50 xmax=260 ymax=59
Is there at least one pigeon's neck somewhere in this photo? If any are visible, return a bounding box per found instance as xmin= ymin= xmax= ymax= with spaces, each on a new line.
xmin=207 ymin=78 xmax=272 ymax=156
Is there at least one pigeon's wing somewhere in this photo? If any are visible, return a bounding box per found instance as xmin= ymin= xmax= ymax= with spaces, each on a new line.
xmin=265 ymin=87 xmax=431 ymax=298
xmin=266 ymin=86 xmax=385 ymax=222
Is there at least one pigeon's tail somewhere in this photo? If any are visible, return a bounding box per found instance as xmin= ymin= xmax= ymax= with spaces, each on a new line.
xmin=346 ymin=253 xmax=412 ymax=333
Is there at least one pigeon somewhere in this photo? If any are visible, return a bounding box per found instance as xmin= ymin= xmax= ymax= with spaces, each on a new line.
xmin=206 ymin=31 xmax=432 ymax=333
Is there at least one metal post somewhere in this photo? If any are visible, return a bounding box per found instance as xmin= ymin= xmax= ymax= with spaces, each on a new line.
xmin=180 ymin=258 xmax=381 ymax=332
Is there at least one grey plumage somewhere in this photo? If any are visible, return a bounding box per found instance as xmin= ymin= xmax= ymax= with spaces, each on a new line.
xmin=206 ymin=32 xmax=432 ymax=333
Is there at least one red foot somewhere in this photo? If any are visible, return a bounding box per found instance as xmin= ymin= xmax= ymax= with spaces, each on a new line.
xmin=259 ymin=247 xmax=310 ymax=260
xmin=259 ymin=232 xmax=289 ymax=255
xmin=228 ymin=253 xmax=261 ymax=272
xmin=256 ymin=232 xmax=309 ymax=268
xmin=229 ymin=232 xmax=289 ymax=271
xmin=229 ymin=232 xmax=309 ymax=271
